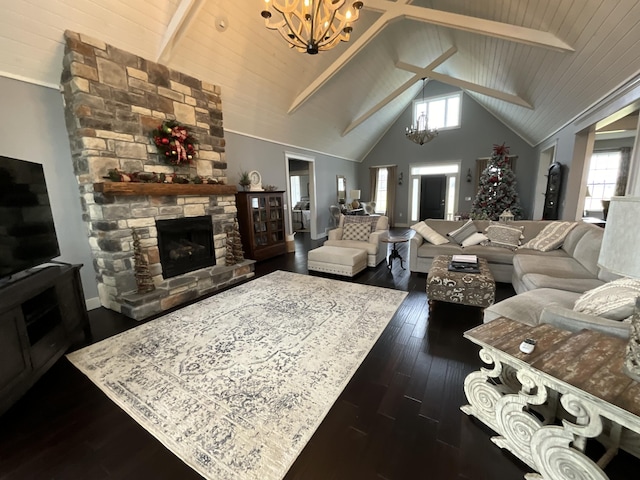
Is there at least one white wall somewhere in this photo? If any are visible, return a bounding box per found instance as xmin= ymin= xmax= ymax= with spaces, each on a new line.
xmin=0 ymin=77 xmax=98 ymax=304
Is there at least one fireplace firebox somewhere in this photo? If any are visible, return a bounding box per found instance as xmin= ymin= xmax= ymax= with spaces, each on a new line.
xmin=156 ymin=216 xmax=216 ymax=278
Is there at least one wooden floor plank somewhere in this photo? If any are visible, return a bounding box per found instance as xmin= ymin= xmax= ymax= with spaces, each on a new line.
xmin=1 ymin=230 xmax=636 ymax=479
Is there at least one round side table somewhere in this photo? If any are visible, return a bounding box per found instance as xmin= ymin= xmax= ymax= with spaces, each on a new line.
xmin=381 ymin=236 xmax=410 ymax=270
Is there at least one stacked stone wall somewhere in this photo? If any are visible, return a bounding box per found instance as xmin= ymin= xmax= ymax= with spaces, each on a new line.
xmin=60 ymin=31 xmax=253 ymax=319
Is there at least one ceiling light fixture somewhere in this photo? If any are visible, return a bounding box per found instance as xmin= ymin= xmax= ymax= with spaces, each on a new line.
xmin=261 ymin=0 xmax=364 ymax=55
xmin=405 ymin=78 xmax=438 ymax=145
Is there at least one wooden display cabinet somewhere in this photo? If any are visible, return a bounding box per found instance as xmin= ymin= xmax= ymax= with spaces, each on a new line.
xmin=235 ymin=191 xmax=287 ymax=261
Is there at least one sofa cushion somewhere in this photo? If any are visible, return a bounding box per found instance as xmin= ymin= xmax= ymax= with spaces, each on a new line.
xmin=520 ymin=221 xmax=577 ymax=251
xmin=513 ymin=254 xmax=593 ymax=279
xmin=461 ymin=232 xmax=488 ymax=247
xmin=324 ymin=239 xmax=378 ymax=255
xmin=573 ymin=277 xmax=640 ymax=321
xmin=464 ymin=245 xmax=516 ymax=265
xmin=483 ymin=223 xmax=524 ymax=250
xmin=411 ymin=221 xmax=449 ymax=245
xmin=484 ymin=288 xmax=581 ymax=326
xmin=342 ymin=223 xmax=371 ymax=241
xmin=344 ymin=215 xmax=380 ymax=232
xmin=447 ymin=219 xmax=477 ymax=244
xmin=570 ymin=226 xmax=604 ymax=276
xmin=520 ymin=274 xmax=605 ymax=293
xmin=417 ymin=242 xmax=462 ymax=257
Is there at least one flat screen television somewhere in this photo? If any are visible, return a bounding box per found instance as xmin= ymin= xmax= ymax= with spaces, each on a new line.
xmin=0 ymin=156 xmax=60 ymax=279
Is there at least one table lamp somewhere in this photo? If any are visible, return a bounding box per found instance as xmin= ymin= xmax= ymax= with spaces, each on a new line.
xmin=350 ymin=189 xmax=361 ymax=209
xmin=597 ymin=196 xmax=640 ymax=382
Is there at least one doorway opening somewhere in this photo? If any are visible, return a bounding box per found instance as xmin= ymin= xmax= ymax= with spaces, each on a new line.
xmin=409 ymin=163 xmax=460 ymax=222
xmin=285 ymin=152 xmax=318 ymax=240
xmin=533 ymin=143 xmax=556 ymax=219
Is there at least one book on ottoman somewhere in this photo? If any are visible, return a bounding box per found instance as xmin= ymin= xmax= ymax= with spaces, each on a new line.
xmin=449 ymin=254 xmax=480 ymax=273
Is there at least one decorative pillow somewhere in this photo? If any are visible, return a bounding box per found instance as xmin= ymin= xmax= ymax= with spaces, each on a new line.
xmin=573 ymin=278 xmax=640 ymax=321
xmin=520 ymin=222 xmax=577 ymax=252
xmin=342 ymin=222 xmax=371 ymax=241
xmin=344 ymin=215 xmax=380 ymax=232
xmin=483 ymin=223 xmax=524 ymax=250
xmin=447 ymin=219 xmax=477 ymax=244
xmin=461 ymin=232 xmax=488 ymax=247
xmin=410 ymin=222 xmax=449 ymax=245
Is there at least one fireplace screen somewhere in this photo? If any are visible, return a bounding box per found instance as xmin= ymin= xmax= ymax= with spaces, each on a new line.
xmin=156 ymin=216 xmax=216 ymax=278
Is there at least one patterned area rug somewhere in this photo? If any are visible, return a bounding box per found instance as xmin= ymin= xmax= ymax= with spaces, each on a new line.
xmin=68 ymin=271 xmax=407 ymax=480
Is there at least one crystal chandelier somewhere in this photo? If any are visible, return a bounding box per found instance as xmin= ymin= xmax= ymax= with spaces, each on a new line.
xmin=405 ymin=78 xmax=438 ymax=145
xmin=261 ymin=0 xmax=364 ymax=55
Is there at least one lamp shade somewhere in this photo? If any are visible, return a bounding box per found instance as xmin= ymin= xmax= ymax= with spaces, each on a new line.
xmin=597 ymin=196 xmax=640 ymax=278
xmin=350 ymin=189 xmax=361 ymax=200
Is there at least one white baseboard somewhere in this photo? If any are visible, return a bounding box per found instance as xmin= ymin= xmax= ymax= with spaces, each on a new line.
xmin=85 ymin=297 xmax=101 ymax=311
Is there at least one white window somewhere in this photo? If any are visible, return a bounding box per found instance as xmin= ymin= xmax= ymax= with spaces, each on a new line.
xmin=584 ymin=151 xmax=621 ymax=213
xmin=375 ymin=168 xmax=388 ymax=214
xmin=414 ymin=92 xmax=461 ymax=131
xmin=290 ymin=176 xmax=302 ymax=205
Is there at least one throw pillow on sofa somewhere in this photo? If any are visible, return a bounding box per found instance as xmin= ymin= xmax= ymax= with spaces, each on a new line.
xmin=344 ymin=215 xmax=380 ymax=232
xmin=482 ymin=223 xmax=524 ymax=250
xmin=520 ymin=221 xmax=577 ymax=251
xmin=573 ymin=277 xmax=640 ymax=321
xmin=462 ymin=232 xmax=488 ymax=247
xmin=447 ymin=219 xmax=477 ymax=244
xmin=411 ymin=221 xmax=449 ymax=245
xmin=342 ymin=222 xmax=371 ymax=241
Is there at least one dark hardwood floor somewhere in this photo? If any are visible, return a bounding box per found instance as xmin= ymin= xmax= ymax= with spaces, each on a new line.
xmin=0 ymin=230 xmax=636 ymax=479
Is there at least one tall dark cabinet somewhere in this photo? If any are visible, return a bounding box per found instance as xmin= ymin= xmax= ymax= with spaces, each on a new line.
xmin=235 ymin=191 xmax=287 ymax=261
xmin=542 ymin=162 xmax=563 ymax=220
xmin=0 ymin=264 xmax=91 ymax=416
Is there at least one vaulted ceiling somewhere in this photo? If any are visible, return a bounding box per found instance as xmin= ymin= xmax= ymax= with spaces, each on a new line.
xmin=3 ymin=0 xmax=640 ymax=161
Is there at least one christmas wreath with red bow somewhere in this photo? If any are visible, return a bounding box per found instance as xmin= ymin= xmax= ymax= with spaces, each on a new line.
xmin=151 ymin=120 xmax=197 ymax=165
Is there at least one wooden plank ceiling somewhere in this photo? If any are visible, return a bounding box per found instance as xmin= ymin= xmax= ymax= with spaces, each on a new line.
xmin=1 ymin=0 xmax=639 ymax=161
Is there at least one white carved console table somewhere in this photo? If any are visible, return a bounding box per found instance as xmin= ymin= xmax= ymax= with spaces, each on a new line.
xmin=461 ymin=317 xmax=640 ymax=479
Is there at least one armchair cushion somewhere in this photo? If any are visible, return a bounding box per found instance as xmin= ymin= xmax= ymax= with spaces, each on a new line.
xmin=344 ymin=215 xmax=380 ymax=232
xmin=342 ymin=223 xmax=371 ymax=241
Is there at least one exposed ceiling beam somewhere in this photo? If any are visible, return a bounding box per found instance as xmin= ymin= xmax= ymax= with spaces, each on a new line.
xmin=289 ymin=1 xmax=573 ymax=114
xmin=157 ymin=0 xmax=206 ymax=64
xmin=342 ymin=47 xmax=457 ymax=136
xmin=396 ymin=61 xmax=533 ymax=109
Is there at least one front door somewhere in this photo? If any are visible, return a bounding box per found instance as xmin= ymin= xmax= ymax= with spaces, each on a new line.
xmin=419 ymin=175 xmax=447 ymax=220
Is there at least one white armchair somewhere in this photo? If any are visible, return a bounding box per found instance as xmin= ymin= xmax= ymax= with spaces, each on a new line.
xmin=324 ymin=215 xmax=389 ymax=267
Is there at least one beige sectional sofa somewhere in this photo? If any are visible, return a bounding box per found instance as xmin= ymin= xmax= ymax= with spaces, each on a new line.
xmin=409 ymin=219 xmax=631 ymax=339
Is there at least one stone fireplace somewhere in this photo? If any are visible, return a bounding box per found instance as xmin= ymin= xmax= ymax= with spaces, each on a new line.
xmin=156 ymin=215 xmax=215 ymax=278
xmin=60 ymin=31 xmax=254 ymax=320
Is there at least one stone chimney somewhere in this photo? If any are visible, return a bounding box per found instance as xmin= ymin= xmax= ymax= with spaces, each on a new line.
xmin=60 ymin=31 xmax=253 ymax=320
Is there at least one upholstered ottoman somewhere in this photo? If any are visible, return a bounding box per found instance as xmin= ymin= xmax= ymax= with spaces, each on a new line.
xmin=427 ymin=255 xmax=495 ymax=309
xmin=308 ymin=246 xmax=368 ymax=277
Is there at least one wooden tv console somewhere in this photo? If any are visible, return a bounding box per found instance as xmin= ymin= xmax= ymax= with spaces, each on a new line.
xmin=0 ymin=263 xmax=91 ymax=416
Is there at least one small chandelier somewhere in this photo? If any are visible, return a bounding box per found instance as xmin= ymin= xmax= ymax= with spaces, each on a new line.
xmin=405 ymin=78 xmax=438 ymax=145
xmin=261 ymin=0 xmax=364 ymax=55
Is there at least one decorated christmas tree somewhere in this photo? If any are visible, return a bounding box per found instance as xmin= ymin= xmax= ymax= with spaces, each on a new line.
xmin=132 ymin=229 xmax=155 ymax=293
xmin=471 ymin=143 xmax=523 ymax=220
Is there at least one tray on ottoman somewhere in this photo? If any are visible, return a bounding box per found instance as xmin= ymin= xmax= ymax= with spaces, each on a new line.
xmin=427 ymin=255 xmax=495 ymax=309
xmin=308 ymin=245 xmax=368 ymax=277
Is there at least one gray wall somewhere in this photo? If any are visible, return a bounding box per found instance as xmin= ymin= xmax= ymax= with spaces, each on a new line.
xmin=0 ymin=76 xmax=97 ymax=301
xmin=225 ymin=131 xmax=359 ymax=237
xmin=360 ymin=81 xmax=538 ymax=223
